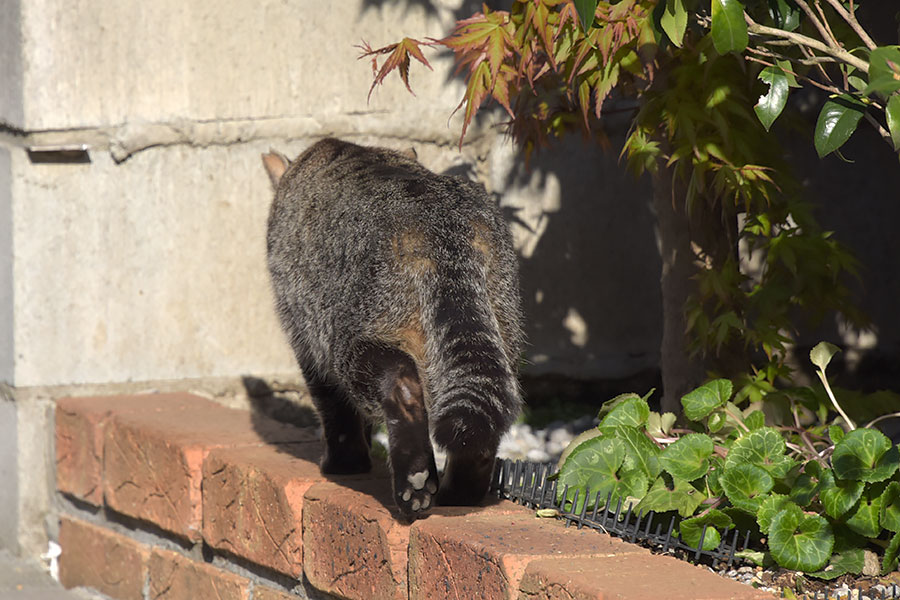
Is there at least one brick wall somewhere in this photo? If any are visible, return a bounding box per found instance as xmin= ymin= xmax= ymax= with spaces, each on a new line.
xmin=54 ymin=393 xmax=774 ymax=600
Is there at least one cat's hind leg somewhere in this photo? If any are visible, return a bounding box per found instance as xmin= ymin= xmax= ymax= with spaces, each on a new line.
xmin=347 ymin=342 xmax=439 ymax=520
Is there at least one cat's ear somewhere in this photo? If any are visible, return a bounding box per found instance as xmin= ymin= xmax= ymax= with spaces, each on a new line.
xmin=262 ymin=150 xmax=290 ymax=187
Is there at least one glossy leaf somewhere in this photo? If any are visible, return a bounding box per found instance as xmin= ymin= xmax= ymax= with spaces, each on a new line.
xmin=556 ymin=435 xmax=624 ymax=511
xmin=660 ymin=433 xmax=715 ymax=481
xmin=863 ymin=46 xmax=900 ymax=96
xmin=613 ymin=425 xmax=662 ymax=479
xmin=660 ymin=0 xmax=688 ymax=47
xmin=885 ymin=532 xmax=900 ymax=574
xmin=755 ymin=66 xmax=789 ymax=131
xmin=680 ymin=509 xmax=733 ymax=550
xmin=711 ymin=0 xmax=748 ymax=54
xmin=720 ymin=463 xmax=774 ymax=514
xmin=767 ymin=0 xmax=800 ymax=32
xmin=814 ymin=96 xmax=866 ymax=158
xmin=790 ymin=461 xmax=824 ymax=507
xmin=831 ymin=428 xmax=900 ymax=482
xmin=768 ymin=503 xmax=834 ymax=572
xmin=886 ymin=94 xmax=900 ymax=151
xmin=682 ymin=379 xmax=733 ymax=421
xmin=725 ymin=427 xmax=795 ymax=479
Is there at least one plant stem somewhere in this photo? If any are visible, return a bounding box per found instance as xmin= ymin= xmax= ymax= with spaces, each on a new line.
xmin=865 ymin=412 xmax=900 ymax=429
xmin=821 ymin=0 xmax=878 ymax=50
xmin=744 ymin=14 xmax=870 ymax=74
xmin=815 ymin=368 xmax=856 ymax=430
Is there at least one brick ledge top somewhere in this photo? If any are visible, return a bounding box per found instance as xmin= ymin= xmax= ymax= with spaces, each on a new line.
xmin=55 ymin=392 xmax=775 ymax=600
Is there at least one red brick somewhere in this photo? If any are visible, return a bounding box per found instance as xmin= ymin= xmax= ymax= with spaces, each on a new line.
xmin=58 ymin=515 xmax=150 ymax=600
xmin=409 ymin=513 xmax=647 ymax=600
xmin=149 ymin=548 xmax=250 ymax=600
xmin=202 ymin=443 xmax=324 ymax=577
xmin=303 ymin=481 xmax=534 ymax=600
xmin=56 ymin=397 xmax=117 ymax=504
xmin=253 ymin=585 xmax=300 ymax=600
xmin=101 ymin=393 xmax=311 ymax=540
xmin=518 ymin=555 xmax=776 ymax=600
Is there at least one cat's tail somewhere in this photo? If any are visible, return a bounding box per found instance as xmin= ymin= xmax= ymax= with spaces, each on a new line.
xmin=420 ymin=259 xmax=522 ymax=456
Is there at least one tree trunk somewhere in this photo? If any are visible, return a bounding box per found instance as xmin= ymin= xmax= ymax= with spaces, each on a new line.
xmin=650 ymin=163 xmax=707 ymax=414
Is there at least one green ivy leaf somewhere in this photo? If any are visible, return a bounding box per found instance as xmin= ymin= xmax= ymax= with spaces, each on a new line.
xmin=574 ymin=0 xmax=599 ymax=32
xmin=755 ymin=66 xmax=789 ymax=131
xmin=809 ymin=549 xmax=865 ymax=580
xmin=757 ymin=494 xmax=795 ymax=535
xmin=863 ymin=46 xmax=900 ymax=96
xmin=636 ymin=474 xmax=705 ymax=517
xmin=886 ymin=95 xmax=900 ymax=151
xmin=725 ymin=427 xmax=796 ymax=479
xmin=720 ymin=463 xmax=774 ymax=514
xmin=768 ymin=503 xmax=834 ymax=572
xmin=831 ymin=428 xmax=900 ymax=482
xmin=711 ymin=0 xmax=748 ymax=54
xmin=820 ymin=469 xmax=865 ymax=519
xmin=814 ymin=95 xmax=866 ymax=158
xmin=680 ymin=509 xmax=733 ymax=550
xmin=884 ymin=531 xmax=900 ymax=574
xmin=660 ymin=433 xmax=715 ymax=481
xmin=845 ymin=485 xmax=884 ymax=538
xmin=682 ymin=379 xmax=733 ymax=421
xmin=660 ymin=0 xmax=688 ymax=47
xmin=881 ymin=481 xmax=900 ymax=533
xmin=810 ymin=341 xmax=841 ymax=372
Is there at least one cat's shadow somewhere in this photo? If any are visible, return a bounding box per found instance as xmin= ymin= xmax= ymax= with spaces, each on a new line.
xmin=242 ymin=375 xmax=508 ymax=521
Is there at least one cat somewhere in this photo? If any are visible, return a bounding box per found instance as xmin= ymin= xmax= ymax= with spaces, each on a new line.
xmin=263 ymin=138 xmax=523 ymax=519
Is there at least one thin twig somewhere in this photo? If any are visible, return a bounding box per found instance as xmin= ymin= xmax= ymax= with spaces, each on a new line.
xmin=793 ymin=0 xmax=839 ymax=50
xmin=745 ymin=14 xmax=870 ymax=74
xmin=822 ymin=0 xmax=878 ymax=50
xmin=800 ymin=44 xmax=835 ymax=84
xmin=812 ymin=0 xmax=841 ymax=49
xmin=745 ymin=56 xmax=845 ymax=95
xmin=815 ymin=367 xmax=856 ymax=430
xmin=865 ymin=411 xmax=900 ymax=430
xmin=863 ymin=112 xmax=894 ymax=146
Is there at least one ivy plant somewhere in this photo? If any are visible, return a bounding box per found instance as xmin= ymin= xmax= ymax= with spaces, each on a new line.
xmin=554 ymin=342 xmax=900 ymax=577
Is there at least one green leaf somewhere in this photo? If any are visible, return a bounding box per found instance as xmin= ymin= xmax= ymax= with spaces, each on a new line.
xmin=707 ymin=410 xmax=727 ymax=433
xmin=612 ymin=425 xmax=662 ymax=479
xmin=646 ymin=411 xmax=677 ymax=439
xmin=767 ymin=0 xmax=800 ymax=32
xmin=884 ymin=532 xmax=900 ymax=574
xmin=600 ymin=396 xmax=651 ymax=429
xmin=682 ymin=379 xmax=733 ymax=421
xmin=886 ymin=94 xmax=900 ymax=151
xmin=831 ymin=428 xmax=900 ymax=482
xmin=810 ymin=341 xmax=840 ymax=372
xmin=881 ymin=481 xmax=900 ymax=533
xmin=790 ymin=461 xmax=824 ymax=507
xmin=744 ymin=410 xmax=765 ymax=430
xmin=757 ymin=494 xmax=795 ymax=535
xmin=636 ymin=474 xmax=705 ymax=517
xmin=574 ymin=0 xmax=599 ymax=32
xmin=725 ymin=427 xmax=796 ymax=479
xmin=768 ymin=503 xmax=834 ymax=572
xmin=720 ymin=463 xmax=774 ymax=514
xmin=660 ymin=433 xmax=715 ymax=481
xmin=755 ymin=66 xmax=789 ymax=131
xmin=660 ymin=0 xmax=688 ymax=47
xmin=820 ymin=469 xmax=865 ymax=519
xmin=863 ymin=46 xmax=900 ymax=96
xmin=845 ymin=485 xmax=884 ymax=538
xmin=556 ymin=435 xmax=624 ymax=512
xmin=680 ymin=509 xmax=733 ymax=550
xmin=711 ymin=0 xmax=748 ymax=54
xmin=809 ymin=549 xmax=865 ymax=580
xmin=828 ymin=425 xmax=845 ymax=445
xmin=814 ymin=96 xmax=866 ymax=158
